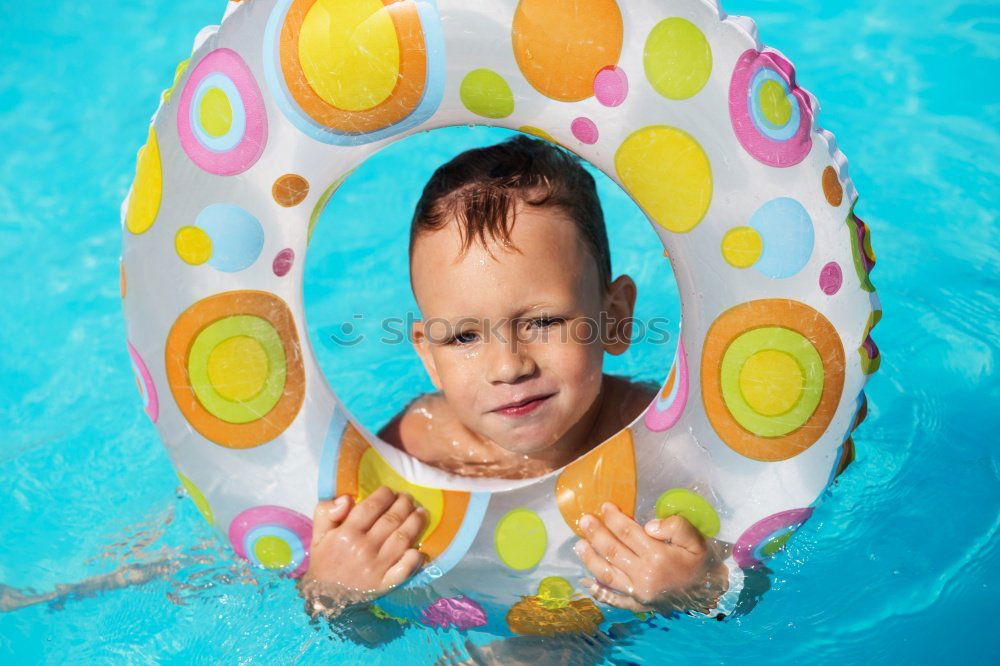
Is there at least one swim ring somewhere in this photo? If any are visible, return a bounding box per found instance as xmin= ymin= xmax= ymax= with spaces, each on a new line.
xmin=121 ymin=0 xmax=879 ymax=633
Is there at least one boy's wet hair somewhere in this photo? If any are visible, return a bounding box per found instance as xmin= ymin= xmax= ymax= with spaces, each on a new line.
xmin=410 ymin=134 xmax=611 ymax=289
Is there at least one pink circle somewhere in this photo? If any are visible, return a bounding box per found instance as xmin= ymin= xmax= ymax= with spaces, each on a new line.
xmin=571 ymin=117 xmax=599 ymax=145
xmin=421 ymin=596 xmax=487 ymax=630
xmin=644 ymin=340 xmax=688 ymax=432
xmin=177 ymin=48 xmax=268 ymax=176
xmin=593 ymin=66 xmax=628 ymax=107
xmin=273 ymin=248 xmax=295 ymax=277
xmin=728 ymin=49 xmax=812 ymax=167
xmin=229 ymin=505 xmax=312 ymax=578
xmin=732 ymin=507 xmax=813 ymax=569
xmin=820 ymin=262 xmax=843 ymax=295
xmin=127 ymin=341 xmax=158 ymax=423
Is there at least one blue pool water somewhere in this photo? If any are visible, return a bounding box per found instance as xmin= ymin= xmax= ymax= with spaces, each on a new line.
xmin=2 ymin=0 xmax=998 ymax=662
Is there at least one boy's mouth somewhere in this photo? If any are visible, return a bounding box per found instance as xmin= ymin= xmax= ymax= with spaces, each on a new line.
xmin=491 ymin=393 xmax=555 ymax=417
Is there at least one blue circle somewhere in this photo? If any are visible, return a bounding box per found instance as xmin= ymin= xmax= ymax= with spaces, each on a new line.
xmin=244 ymin=525 xmax=306 ymax=573
xmin=748 ymin=197 xmax=814 ymax=279
xmin=748 ymin=68 xmax=800 ymax=142
xmin=190 ymin=73 xmax=247 ymax=153
xmin=196 ymin=204 xmax=264 ymax=272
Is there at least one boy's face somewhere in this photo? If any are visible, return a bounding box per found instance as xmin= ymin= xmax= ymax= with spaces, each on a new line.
xmin=409 ymin=201 xmax=635 ymax=456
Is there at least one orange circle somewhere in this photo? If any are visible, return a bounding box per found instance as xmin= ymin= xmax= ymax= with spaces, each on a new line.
xmin=512 ymin=0 xmax=623 ymax=102
xmin=119 ymin=259 xmax=126 ymax=299
xmin=822 ymin=166 xmax=843 ymax=207
xmin=334 ymin=423 xmax=470 ymax=561
xmin=272 ymin=173 xmax=310 ymax=207
xmin=279 ymin=0 xmax=427 ymax=133
xmin=700 ymin=299 xmax=845 ymax=461
xmin=165 ymin=291 xmax=305 ymax=448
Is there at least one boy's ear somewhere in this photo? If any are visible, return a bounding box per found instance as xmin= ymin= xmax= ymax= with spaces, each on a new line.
xmin=603 ymin=275 xmax=637 ymax=356
xmin=411 ymin=319 xmax=442 ymax=389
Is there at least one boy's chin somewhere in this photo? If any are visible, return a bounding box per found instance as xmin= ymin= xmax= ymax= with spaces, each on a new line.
xmin=490 ymin=427 xmax=565 ymax=457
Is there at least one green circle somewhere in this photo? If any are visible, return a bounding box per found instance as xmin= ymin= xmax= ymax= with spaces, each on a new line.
xmin=494 ymin=509 xmax=547 ymax=571
xmin=187 ymin=315 xmax=287 ymax=424
xmin=178 ymin=472 xmax=214 ymax=525
xmin=460 ymin=69 xmax=515 ymax=119
xmin=253 ymin=536 xmax=292 ymax=569
xmin=758 ymin=79 xmax=792 ymax=127
xmin=761 ymin=531 xmax=793 ymax=557
xmin=643 ymin=18 xmax=712 ymax=100
xmin=537 ymin=576 xmax=573 ymax=609
xmin=719 ymin=327 xmax=824 ymax=437
xmin=654 ymin=488 xmax=720 ymax=538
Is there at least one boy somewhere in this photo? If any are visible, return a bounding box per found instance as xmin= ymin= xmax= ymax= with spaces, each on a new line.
xmin=299 ymin=136 xmax=741 ymax=625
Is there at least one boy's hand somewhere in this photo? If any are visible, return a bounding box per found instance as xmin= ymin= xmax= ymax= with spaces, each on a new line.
xmin=574 ymin=502 xmax=728 ymax=615
xmin=298 ymin=486 xmax=427 ymax=615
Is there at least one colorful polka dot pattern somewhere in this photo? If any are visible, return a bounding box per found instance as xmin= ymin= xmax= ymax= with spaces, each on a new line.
xmin=229 ymin=505 xmax=312 ymax=577
xmin=264 ymin=0 xmax=445 ymax=145
xmin=724 ymin=198 xmax=814 ymax=278
xmin=124 ymin=128 xmax=161 ymax=235
xmin=732 ymin=507 xmax=813 ymax=569
xmin=127 ymin=341 xmax=158 ymax=423
xmin=644 ymin=341 xmax=689 ymax=432
xmin=701 ymin=300 xmax=846 ymax=462
xmin=654 ymin=488 xmax=720 ymax=538
xmin=177 ymin=49 xmax=267 ymax=175
xmin=512 ymin=0 xmax=623 ymax=102
xmin=120 ymin=0 xmax=877 ymax=618
xmin=184 ymin=204 xmax=264 ymax=272
xmin=494 ymin=509 xmax=547 ymax=571
xmin=164 ymin=291 xmax=305 ymax=449
xmin=644 ymin=18 xmax=712 ymax=100
xmin=178 ymin=472 xmax=214 ymax=525
xmin=729 ymin=49 xmax=813 ymax=167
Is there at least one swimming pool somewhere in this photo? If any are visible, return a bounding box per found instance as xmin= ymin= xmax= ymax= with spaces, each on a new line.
xmin=1 ymin=0 xmax=998 ymax=662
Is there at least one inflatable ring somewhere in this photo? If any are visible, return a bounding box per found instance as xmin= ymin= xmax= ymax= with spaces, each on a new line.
xmin=121 ymin=0 xmax=879 ymax=633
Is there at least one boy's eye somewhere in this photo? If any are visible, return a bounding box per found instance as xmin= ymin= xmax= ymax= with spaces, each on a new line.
xmin=449 ymin=330 xmax=479 ymax=345
xmin=529 ymin=317 xmax=564 ymax=328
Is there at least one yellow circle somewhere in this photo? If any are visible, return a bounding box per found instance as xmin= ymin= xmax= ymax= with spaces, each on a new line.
xmin=125 ymin=127 xmax=162 ymax=235
xmin=739 ymin=349 xmax=805 ymax=417
xmin=615 ymin=126 xmax=712 ymax=233
xmin=722 ymin=226 xmax=763 ymax=268
xmin=199 ymin=88 xmax=233 ymax=137
xmin=358 ymin=448 xmax=443 ymax=542
xmin=178 ymin=473 xmax=214 ymax=525
xmin=460 ymin=69 xmax=514 ymax=119
xmin=253 ymin=536 xmax=293 ymax=569
xmin=537 ymin=577 xmax=573 ymax=609
xmin=759 ymin=79 xmax=792 ymax=127
xmin=299 ymin=0 xmax=400 ymax=112
xmin=494 ymin=509 xmax=547 ymax=571
xmin=644 ymin=18 xmax=712 ymax=100
xmin=207 ymin=336 xmax=270 ymax=403
xmin=174 ymin=226 xmax=213 ymax=265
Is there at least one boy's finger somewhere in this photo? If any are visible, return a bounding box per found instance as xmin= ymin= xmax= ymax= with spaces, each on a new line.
xmin=382 ymin=548 xmax=425 ymax=588
xmin=644 ymin=515 xmax=705 ymax=556
xmin=600 ymin=502 xmax=653 ymax=555
xmin=311 ymin=496 xmax=352 ymax=546
xmin=580 ymin=578 xmax=652 ymax=614
xmin=378 ymin=507 xmax=427 ymax=563
xmin=578 ymin=514 xmax=638 ymax=571
xmin=368 ymin=492 xmax=417 ymax=541
xmin=343 ymin=486 xmax=398 ymax=531
xmin=574 ymin=540 xmax=633 ymax=595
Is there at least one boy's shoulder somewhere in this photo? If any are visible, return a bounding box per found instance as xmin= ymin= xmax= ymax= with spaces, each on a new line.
xmin=376 ymin=392 xmax=462 ymax=464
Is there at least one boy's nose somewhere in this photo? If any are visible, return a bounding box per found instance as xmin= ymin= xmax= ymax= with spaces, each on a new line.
xmin=486 ymin=336 xmax=537 ymax=384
